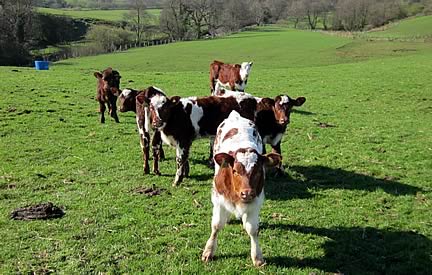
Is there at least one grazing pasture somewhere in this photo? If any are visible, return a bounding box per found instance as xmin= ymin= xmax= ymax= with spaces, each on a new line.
xmin=37 ymin=7 xmax=161 ymax=22
xmin=0 ymin=24 xmax=431 ymax=274
xmin=366 ymin=15 xmax=432 ymax=39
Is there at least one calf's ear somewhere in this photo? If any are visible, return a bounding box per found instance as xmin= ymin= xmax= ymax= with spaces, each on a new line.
xmin=294 ymin=97 xmax=306 ymax=106
xmin=261 ymin=153 xmax=282 ymax=168
xmin=214 ymin=153 xmax=235 ymax=168
xmin=94 ymin=72 xmax=102 ymax=79
xmin=249 ymin=61 xmax=253 ymax=66
xmin=170 ymin=96 xmax=182 ymax=106
xmin=136 ymin=93 xmax=146 ymax=105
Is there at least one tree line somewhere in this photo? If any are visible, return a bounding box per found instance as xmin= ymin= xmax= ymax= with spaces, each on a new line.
xmin=1 ymin=0 xmax=432 ymax=66
xmin=159 ymin=0 xmax=432 ymax=40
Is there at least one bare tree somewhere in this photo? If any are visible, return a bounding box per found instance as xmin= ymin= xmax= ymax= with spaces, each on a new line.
xmin=185 ymin=0 xmax=211 ymax=39
xmin=334 ymin=0 xmax=373 ymax=31
xmin=126 ymin=0 xmax=153 ymax=45
xmin=287 ymin=1 xmax=304 ymax=29
xmin=1 ymin=0 xmax=33 ymax=43
xmin=159 ymin=0 xmax=190 ymax=39
xmin=267 ymin=0 xmax=289 ymax=22
xmin=248 ymin=0 xmax=271 ymax=25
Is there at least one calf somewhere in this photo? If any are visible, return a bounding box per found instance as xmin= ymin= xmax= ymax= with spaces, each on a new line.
xmin=202 ymin=110 xmax=281 ymax=266
xmin=255 ymin=95 xmax=306 ymax=156
xmin=217 ymin=90 xmax=306 ymax=173
xmin=149 ymin=94 xmax=257 ymax=186
xmin=209 ymin=60 xmax=253 ymax=95
xmin=94 ymin=67 xmax=121 ymax=123
xmin=118 ymin=86 xmax=166 ymax=175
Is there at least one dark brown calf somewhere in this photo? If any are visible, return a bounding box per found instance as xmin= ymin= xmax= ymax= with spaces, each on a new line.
xmin=255 ymin=95 xmax=306 ymax=173
xmin=118 ymin=87 xmax=166 ymax=175
xmin=149 ymin=94 xmax=257 ymax=186
xmin=94 ymin=67 xmax=121 ymax=123
xmin=209 ymin=60 xmax=253 ymax=94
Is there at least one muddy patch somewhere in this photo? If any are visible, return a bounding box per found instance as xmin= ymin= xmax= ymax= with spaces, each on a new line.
xmin=11 ymin=202 xmax=65 ymax=220
xmin=133 ymin=184 xmax=168 ymax=197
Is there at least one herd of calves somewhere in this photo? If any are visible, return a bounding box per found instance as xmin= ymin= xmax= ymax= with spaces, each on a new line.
xmin=94 ymin=61 xmax=306 ymax=267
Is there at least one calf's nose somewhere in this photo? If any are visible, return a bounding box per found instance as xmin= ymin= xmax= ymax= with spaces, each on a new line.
xmin=240 ymin=189 xmax=255 ymax=202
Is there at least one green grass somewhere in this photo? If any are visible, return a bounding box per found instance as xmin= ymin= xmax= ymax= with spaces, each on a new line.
xmin=366 ymin=15 xmax=432 ymax=39
xmin=1 ymin=23 xmax=431 ymax=274
xmin=37 ymin=7 xmax=160 ymax=22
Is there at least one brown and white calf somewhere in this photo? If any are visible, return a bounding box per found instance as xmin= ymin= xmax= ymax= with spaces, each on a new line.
xmin=149 ymin=94 xmax=257 ymax=186
xmin=202 ymin=111 xmax=281 ymax=267
xmin=94 ymin=67 xmax=121 ymax=123
xmin=255 ymin=95 xmax=306 ymax=155
xmin=118 ymin=86 xmax=166 ymax=175
xmin=209 ymin=60 xmax=253 ymax=95
xmin=217 ymin=90 xmax=306 ymax=173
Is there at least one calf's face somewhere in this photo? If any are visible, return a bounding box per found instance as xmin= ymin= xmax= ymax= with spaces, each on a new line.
xmin=150 ymin=95 xmax=180 ymax=129
xmin=214 ymin=150 xmax=281 ymax=203
xmin=240 ymin=62 xmax=253 ymax=81
xmin=118 ymin=89 xmax=137 ymax=112
xmin=273 ymin=95 xmax=306 ymax=125
xmin=94 ymin=68 xmax=121 ymax=97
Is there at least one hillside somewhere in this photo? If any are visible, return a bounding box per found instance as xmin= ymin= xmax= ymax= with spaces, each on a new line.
xmin=1 ymin=23 xmax=431 ymax=274
xmin=366 ymin=15 xmax=432 ymax=39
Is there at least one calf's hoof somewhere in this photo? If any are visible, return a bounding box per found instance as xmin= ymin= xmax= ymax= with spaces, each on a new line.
xmin=153 ymin=169 xmax=161 ymax=176
xmin=159 ymin=151 xmax=165 ymax=161
xmin=253 ymin=257 xmax=265 ymax=267
xmin=201 ymin=251 xmax=214 ymax=263
xmin=173 ymin=174 xmax=184 ymax=186
xmin=143 ymin=167 xmax=150 ymax=175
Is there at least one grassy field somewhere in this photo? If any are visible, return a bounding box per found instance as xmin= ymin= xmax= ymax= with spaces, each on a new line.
xmin=37 ymin=7 xmax=160 ymax=22
xmin=0 ymin=22 xmax=431 ymax=274
xmin=366 ymin=15 xmax=432 ymax=39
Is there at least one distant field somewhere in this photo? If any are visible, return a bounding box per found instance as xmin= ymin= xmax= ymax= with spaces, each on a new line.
xmin=1 ymin=22 xmax=431 ymax=274
xmin=366 ymin=15 xmax=432 ymax=39
xmin=37 ymin=7 xmax=160 ymax=22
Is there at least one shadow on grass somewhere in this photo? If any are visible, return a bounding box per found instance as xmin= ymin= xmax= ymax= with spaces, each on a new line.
xmin=263 ymin=223 xmax=432 ymax=274
xmin=265 ymin=165 xmax=422 ymax=200
xmin=53 ymin=62 xmax=74 ymax=66
xmin=292 ymin=109 xmax=315 ymax=116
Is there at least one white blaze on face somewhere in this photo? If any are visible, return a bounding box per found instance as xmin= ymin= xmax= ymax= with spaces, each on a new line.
xmin=121 ymin=89 xmax=133 ymax=98
xmin=240 ymin=62 xmax=252 ymax=81
xmin=152 ymin=86 xmax=164 ymax=94
xmin=235 ymin=151 xmax=258 ymax=173
xmin=150 ymin=94 xmax=167 ymax=120
xmin=279 ymin=95 xmax=289 ymax=105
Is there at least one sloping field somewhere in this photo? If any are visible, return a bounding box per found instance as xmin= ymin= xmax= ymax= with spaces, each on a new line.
xmin=37 ymin=7 xmax=160 ymax=22
xmin=0 ymin=25 xmax=431 ymax=274
xmin=367 ymin=15 xmax=432 ymax=39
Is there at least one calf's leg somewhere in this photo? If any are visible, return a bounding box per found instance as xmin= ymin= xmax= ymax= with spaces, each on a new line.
xmin=271 ymin=141 xmax=284 ymax=176
xmin=173 ymin=142 xmax=191 ymax=186
xmin=208 ymin=137 xmax=215 ymax=168
xmin=136 ymin=116 xmax=150 ymax=174
xmin=99 ymin=101 xmax=106 ymax=123
xmin=151 ymin=130 xmax=162 ymax=175
xmin=242 ymin=206 xmax=264 ymax=266
xmin=109 ymin=97 xmax=119 ymax=123
xmin=202 ymin=199 xmax=230 ymax=262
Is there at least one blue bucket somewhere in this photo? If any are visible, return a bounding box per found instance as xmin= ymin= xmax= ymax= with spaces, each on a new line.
xmin=35 ymin=61 xmax=49 ymax=70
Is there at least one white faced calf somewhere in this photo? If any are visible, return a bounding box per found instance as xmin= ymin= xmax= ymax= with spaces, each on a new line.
xmin=202 ymin=111 xmax=281 ymax=267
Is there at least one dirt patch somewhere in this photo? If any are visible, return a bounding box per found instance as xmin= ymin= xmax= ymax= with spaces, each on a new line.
xmin=11 ymin=202 xmax=65 ymax=220
xmin=317 ymin=122 xmax=336 ymax=128
xmin=133 ymin=184 xmax=167 ymax=196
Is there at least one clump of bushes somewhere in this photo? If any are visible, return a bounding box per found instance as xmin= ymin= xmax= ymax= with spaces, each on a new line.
xmin=85 ymin=25 xmax=134 ymax=53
